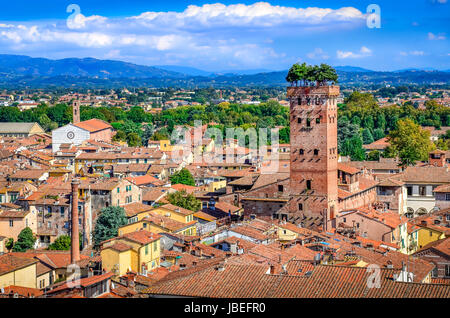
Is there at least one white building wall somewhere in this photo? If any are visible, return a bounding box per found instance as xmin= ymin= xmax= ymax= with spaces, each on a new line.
xmin=52 ymin=124 xmax=91 ymax=152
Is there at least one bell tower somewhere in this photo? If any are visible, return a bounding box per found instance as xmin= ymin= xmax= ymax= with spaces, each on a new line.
xmin=288 ymin=84 xmax=339 ymax=223
xmin=73 ymin=100 xmax=80 ymax=124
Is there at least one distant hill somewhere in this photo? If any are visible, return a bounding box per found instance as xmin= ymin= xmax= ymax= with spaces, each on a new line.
xmin=335 ymin=66 xmax=374 ymax=73
xmin=155 ymin=65 xmax=212 ymax=77
xmin=212 ymin=69 xmax=276 ymax=76
xmin=0 ymin=55 xmax=185 ymax=78
xmin=0 ymin=55 xmax=448 ymax=88
xmin=393 ymin=67 xmax=439 ymax=72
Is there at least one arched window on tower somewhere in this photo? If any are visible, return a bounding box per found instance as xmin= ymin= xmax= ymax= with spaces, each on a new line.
xmin=299 ymin=149 xmax=304 ymax=155
xmin=314 ymin=149 xmax=319 ymax=156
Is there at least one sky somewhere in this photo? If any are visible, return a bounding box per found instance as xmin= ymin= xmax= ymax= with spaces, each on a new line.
xmin=0 ymin=0 xmax=448 ymax=72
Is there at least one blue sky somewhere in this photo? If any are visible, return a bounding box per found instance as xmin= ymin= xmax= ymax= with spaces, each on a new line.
xmin=0 ymin=0 xmax=448 ymax=71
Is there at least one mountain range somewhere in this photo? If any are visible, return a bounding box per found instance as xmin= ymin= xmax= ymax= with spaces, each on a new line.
xmin=0 ymin=54 xmax=449 ymax=88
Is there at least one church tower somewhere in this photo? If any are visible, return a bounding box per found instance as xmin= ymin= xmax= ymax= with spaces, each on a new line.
xmin=73 ymin=100 xmax=80 ymax=124
xmin=288 ymin=84 xmax=339 ymax=224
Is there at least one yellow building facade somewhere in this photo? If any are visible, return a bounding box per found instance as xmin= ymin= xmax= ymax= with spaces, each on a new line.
xmin=0 ymin=254 xmax=38 ymax=289
xmin=101 ymin=230 xmax=161 ymax=277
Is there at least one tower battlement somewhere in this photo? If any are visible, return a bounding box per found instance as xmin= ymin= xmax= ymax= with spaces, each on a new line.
xmin=287 ymin=85 xmax=340 ymax=98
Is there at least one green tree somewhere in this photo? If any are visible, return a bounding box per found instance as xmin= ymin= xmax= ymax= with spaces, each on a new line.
xmin=39 ymin=114 xmax=58 ymax=132
xmin=286 ymin=62 xmax=308 ymax=86
xmin=127 ymin=106 xmax=148 ymax=123
xmin=0 ymin=106 xmax=22 ymax=122
xmin=342 ymin=135 xmax=365 ymax=161
xmin=316 ymin=63 xmax=338 ymax=85
xmin=337 ymin=117 xmax=360 ymax=153
xmin=112 ymin=130 xmax=127 ymax=142
xmin=279 ymin=127 xmax=290 ymax=144
xmin=362 ymin=128 xmax=374 ymax=144
xmin=142 ymin=124 xmax=155 ymax=147
xmin=373 ymin=128 xmax=385 ymax=141
xmin=93 ymin=206 xmax=127 ymax=248
xmin=306 ymin=64 xmax=319 ymax=85
xmin=5 ymin=238 xmax=14 ymax=252
xmin=382 ymin=146 xmax=397 ymax=158
xmin=170 ymin=168 xmax=195 ymax=186
xmin=48 ymin=235 xmax=71 ymax=251
xmin=126 ymin=132 xmax=142 ymax=147
xmin=387 ymin=118 xmax=435 ymax=166
xmin=367 ymin=150 xmax=381 ymax=161
xmin=166 ymin=191 xmax=201 ymax=212
xmin=12 ymin=227 xmax=36 ymax=252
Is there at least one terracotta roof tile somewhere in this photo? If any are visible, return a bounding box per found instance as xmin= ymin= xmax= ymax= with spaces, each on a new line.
xmin=73 ymin=119 xmax=112 ymax=133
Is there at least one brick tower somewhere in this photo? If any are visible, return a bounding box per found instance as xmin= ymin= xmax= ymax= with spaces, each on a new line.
xmin=288 ymin=85 xmax=339 ymax=224
xmin=73 ymin=100 xmax=80 ymax=124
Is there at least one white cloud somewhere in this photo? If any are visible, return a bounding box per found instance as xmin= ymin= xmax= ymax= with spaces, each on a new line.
xmin=400 ymin=50 xmax=425 ymax=56
xmin=130 ymin=2 xmax=365 ymax=30
xmin=428 ymin=32 xmax=446 ymax=40
xmin=337 ymin=46 xmax=372 ymax=59
xmin=307 ymin=48 xmax=329 ymax=60
xmin=67 ymin=14 xmax=107 ymax=30
xmin=0 ymin=2 xmax=368 ymax=69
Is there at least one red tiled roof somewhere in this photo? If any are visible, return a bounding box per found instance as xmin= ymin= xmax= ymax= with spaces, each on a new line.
xmin=121 ymin=202 xmax=153 ymax=218
xmin=0 ymin=254 xmax=37 ymax=275
xmin=338 ymin=163 xmax=360 ymax=175
xmin=2 ymin=285 xmax=43 ymax=297
xmin=127 ymin=174 xmax=160 ymax=186
xmin=230 ymin=225 xmax=270 ymax=242
xmin=171 ymin=183 xmax=198 ymax=194
xmin=105 ymin=242 xmax=133 ymax=252
xmin=73 ymin=119 xmax=112 ymax=133
xmin=363 ymin=137 xmax=390 ymax=150
xmin=48 ymin=272 xmax=114 ymax=295
xmin=144 ymin=261 xmax=450 ymax=298
xmin=122 ymin=230 xmax=162 ymax=245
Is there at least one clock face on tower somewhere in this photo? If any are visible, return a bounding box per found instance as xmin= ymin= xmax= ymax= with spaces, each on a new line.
xmin=67 ymin=131 xmax=75 ymax=140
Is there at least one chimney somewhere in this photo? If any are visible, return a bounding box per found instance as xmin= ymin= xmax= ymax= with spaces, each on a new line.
xmin=71 ymin=178 xmax=80 ymax=264
xmin=269 ymin=264 xmax=275 ymax=275
xmin=401 ymin=261 xmax=406 ymax=272
xmin=215 ymin=262 xmax=225 ymax=271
